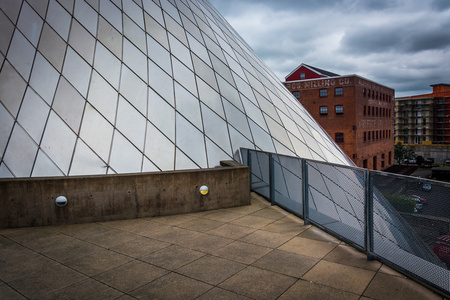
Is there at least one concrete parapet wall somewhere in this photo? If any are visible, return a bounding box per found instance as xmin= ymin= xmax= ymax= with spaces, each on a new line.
xmin=0 ymin=161 xmax=250 ymax=228
xmin=407 ymin=145 xmax=450 ymax=166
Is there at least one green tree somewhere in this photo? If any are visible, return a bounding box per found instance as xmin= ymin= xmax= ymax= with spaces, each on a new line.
xmin=394 ymin=142 xmax=406 ymax=163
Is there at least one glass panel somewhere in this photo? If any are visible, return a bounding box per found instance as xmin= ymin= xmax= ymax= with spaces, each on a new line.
xmin=79 ymin=103 xmax=114 ymax=162
xmin=27 ymin=0 xmax=50 ymax=18
xmin=143 ymin=1 xmax=165 ymax=27
xmin=29 ymin=53 xmax=59 ymax=105
xmin=222 ymin=98 xmax=251 ymax=138
xmin=116 ymin=96 xmax=146 ymax=151
xmin=62 ymin=47 xmax=91 ymax=97
xmin=203 ymin=35 xmax=225 ymax=64
xmin=69 ymin=20 xmax=96 ymax=65
xmin=88 ymin=71 xmax=118 ymax=124
xmin=174 ymin=82 xmax=202 ymax=130
xmin=58 ymin=0 xmax=74 ymax=13
xmin=210 ymin=53 xmax=234 ymax=86
xmin=123 ymin=14 xmax=146 ymax=53
xmin=119 ymin=65 xmax=147 ymax=115
xmin=123 ymin=0 xmax=144 ymax=29
xmin=109 ymin=130 xmax=143 ymax=173
xmin=148 ymin=88 xmax=175 ymax=142
xmin=175 ymin=112 xmax=207 ymax=168
xmin=265 ymin=115 xmax=294 ymax=152
xmin=201 ymin=103 xmax=231 ymax=154
xmin=164 ymin=12 xmax=187 ymax=46
xmin=147 ymin=35 xmax=171 ymax=75
xmin=186 ymin=33 xmax=209 ymax=66
xmin=46 ymin=0 xmax=71 ymax=41
xmin=241 ymin=95 xmax=267 ymax=131
xmin=0 ymin=61 xmax=27 ymax=117
xmin=32 ymin=149 xmax=64 ymax=177
xmin=100 ymin=0 xmax=123 ymax=33
xmin=216 ymin=75 xmax=242 ymax=111
xmin=74 ymin=0 xmax=98 ymax=36
xmin=70 ymin=139 xmax=107 ymax=176
xmin=17 ymin=87 xmax=50 ymax=143
xmin=3 ymin=125 xmax=38 ymax=177
xmin=248 ymin=119 xmax=275 ymax=153
xmin=181 ymin=15 xmax=203 ymax=46
xmin=172 ymin=56 xmax=197 ymax=96
xmin=148 ymin=59 xmax=174 ymax=106
xmin=168 ymin=33 xmax=192 ymax=70
xmin=144 ymin=121 xmax=175 ymax=171
xmin=142 ymin=157 xmax=159 ymax=172
xmin=53 ymin=77 xmax=86 ymax=132
xmin=192 ymin=54 xmax=217 ymax=90
xmin=197 ymin=77 xmax=224 ymax=118
xmin=225 ymin=53 xmax=246 ymax=85
xmin=160 ymin=0 xmax=181 ymax=24
xmin=205 ymin=137 xmax=232 ymax=168
xmin=0 ymin=163 xmax=13 ymax=178
xmin=7 ymin=30 xmax=35 ymax=81
xmin=288 ymin=132 xmax=313 ymax=160
xmin=0 ymin=0 xmax=22 ymax=23
xmin=17 ymin=1 xmax=43 ymax=47
xmin=255 ymin=92 xmax=282 ymax=125
xmin=175 ymin=147 xmax=198 ymax=170
xmin=233 ymin=72 xmax=256 ymax=105
xmin=0 ymin=10 xmax=14 ymax=55
xmin=144 ymin=13 xmax=169 ymax=50
xmin=123 ymin=39 xmax=147 ymax=81
xmin=40 ymin=111 xmax=77 ymax=174
xmin=94 ymin=42 xmax=121 ymax=89
xmin=228 ymin=126 xmax=254 ymax=157
xmin=0 ymin=104 xmax=14 ymax=158
xmin=38 ymin=23 xmax=66 ymax=71
xmin=97 ymin=16 xmax=122 ymax=59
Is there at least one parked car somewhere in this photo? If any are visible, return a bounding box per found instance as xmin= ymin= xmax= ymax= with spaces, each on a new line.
xmin=422 ymin=183 xmax=432 ymax=191
xmin=433 ymin=236 xmax=450 ymax=267
xmin=408 ymin=194 xmax=428 ymax=205
xmin=407 ymin=195 xmax=423 ymax=211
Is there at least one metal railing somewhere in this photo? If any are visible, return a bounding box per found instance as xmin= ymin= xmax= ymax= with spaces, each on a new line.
xmin=241 ymin=148 xmax=450 ymax=296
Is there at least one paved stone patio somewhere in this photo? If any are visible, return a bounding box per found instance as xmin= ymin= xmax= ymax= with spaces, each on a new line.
xmin=0 ymin=193 xmax=443 ymax=299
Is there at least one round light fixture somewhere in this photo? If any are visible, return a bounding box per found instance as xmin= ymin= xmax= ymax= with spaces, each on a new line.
xmin=199 ymin=185 xmax=209 ymax=195
xmin=55 ymin=196 xmax=68 ymax=207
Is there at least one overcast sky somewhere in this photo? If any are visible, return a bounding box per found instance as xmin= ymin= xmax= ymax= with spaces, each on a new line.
xmin=208 ymin=0 xmax=450 ymax=97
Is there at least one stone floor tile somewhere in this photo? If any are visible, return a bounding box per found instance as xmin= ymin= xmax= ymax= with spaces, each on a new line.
xmin=207 ymin=223 xmax=256 ymax=240
xmin=178 ymin=232 xmax=234 ymax=254
xmin=175 ymin=218 xmax=224 ymax=232
xmin=0 ymin=282 xmax=27 ymax=299
xmin=55 ymin=223 xmax=116 ymax=239
xmin=176 ymin=255 xmax=246 ymax=285
xmin=213 ymin=241 xmax=272 ymax=265
xmin=231 ymin=215 xmax=274 ymax=229
xmin=278 ymin=236 xmax=337 ymax=259
xmin=79 ymin=228 xmax=140 ymax=248
xmin=298 ymin=226 xmax=341 ymax=243
xmin=148 ymin=214 xmax=197 ymax=225
xmin=302 ymin=260 xmax=376 ymax=295
xmin=219 ymin=266 xmax=297 ymax=300
xmin=261 ymin=219 xmax=309 ymax=236
xmin=110 ymin=236 xmax=170 ymax=258
xmin=324 ymin=244 xmax=382 ymax=271
xmin=278 ymin=279 xmax=360 ymax=300
xmin=64 ymin=249 xmax=132 ymax=276
xmin=377 ymin=264 xmax=406 ymax=277
xmin=252 ymin=249 xmax=319 ymax=278
xmin=363 ymin=272 xmax=442 ymax=300
xmin=40 ymin=278 xmax=123 ymax=300
xmin=8 ymin=264 xmax=87 ymax=299
xmin=1 ymin=226 xmax=59 ymax=244
xmin=201 ymin=210 xmax=246 ymax=222
xmin=15 ymin=233 xmax=75 ymax=251
xmin=196 ymin=287 xmax=252 ymax=300
xmin=143 ymin=225 xmax=203 ymax=245
xmin=40 ymin=238 xmax=104 ymax=263
xmin=249 ymin=207 xmax=289 ymax=220
xmin=130 ymin=272 xmax=212 ymax=300
xmin=93 ymin=260 xmax=168 ymax=293
xmin=239 ymin=229 xmax=294 ymax=248
xmin=141 ymin=244 xmax=205 ymax=270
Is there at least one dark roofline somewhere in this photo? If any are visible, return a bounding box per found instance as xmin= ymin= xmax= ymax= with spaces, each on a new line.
xmin=431 ymin=83 xmax=450 ymax=87
xmin=303 ymin=64 xmax=340 ymax=77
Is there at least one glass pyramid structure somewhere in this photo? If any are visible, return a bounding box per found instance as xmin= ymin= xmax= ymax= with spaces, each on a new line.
xmin=0 ymin=0 xmax=350 ymax=178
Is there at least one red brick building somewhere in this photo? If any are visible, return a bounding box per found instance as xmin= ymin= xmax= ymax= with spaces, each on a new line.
xmin=283 ymin=64 xmax=395 ymax=170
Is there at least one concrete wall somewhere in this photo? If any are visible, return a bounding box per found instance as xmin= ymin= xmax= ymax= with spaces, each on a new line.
xmin=0 ymin=161 xmax=250 ymax=228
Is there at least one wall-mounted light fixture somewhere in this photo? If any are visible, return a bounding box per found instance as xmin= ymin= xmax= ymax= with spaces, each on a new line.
xmin=55 ymin=196 xmax=68 ymax=207
xmin=199 ymin=185 xmax=209 ymax=195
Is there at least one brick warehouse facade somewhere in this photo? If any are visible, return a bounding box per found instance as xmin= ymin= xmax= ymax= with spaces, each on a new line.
xmin=283 ymin=64 xmax=395 ymax=170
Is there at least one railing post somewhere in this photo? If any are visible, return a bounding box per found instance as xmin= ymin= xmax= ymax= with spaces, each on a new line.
xmin=247 ymin=149 xmax=252 ymax=191
xmin=302 ymin=159 xmax=309 ymax=225
xmin=269 ymin=153 xmax=275 ymax=205
xmin=365 ymin=169 xmax=374 ymax=261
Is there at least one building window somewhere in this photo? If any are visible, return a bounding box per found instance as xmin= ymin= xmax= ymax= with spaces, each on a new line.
xmin=335 ymin=105 xmax=343 ymax=115
xmin=320 ymin=106 xmax=328 ymax=115
xmin=319 ymin=89 xmax=327 ymax=97
xmin=364 ymin=132 xmax=367 ymax=142
xmin=335 ymin=132 xmax=344 ymax=143
xmin=292 ymin=91 xmax=300 ymax=99
xmin=363 ymin=105 xmax=366 ymax=115
xmin=335 ymin=87 xmax=343 ymax=96
xmin=300 ymin=72 xmax=305 ymax=80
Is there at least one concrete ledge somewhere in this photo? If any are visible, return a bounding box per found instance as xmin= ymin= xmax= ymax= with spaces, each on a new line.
xmin=0 ymin=162 xmax=250 ymax=228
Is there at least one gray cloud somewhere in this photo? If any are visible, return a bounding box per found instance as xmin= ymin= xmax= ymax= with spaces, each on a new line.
xmin=209 ymin=0 xmax=450 ymax=97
